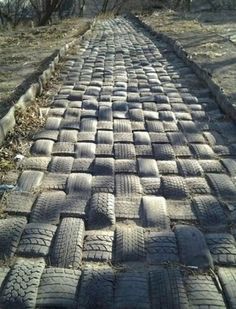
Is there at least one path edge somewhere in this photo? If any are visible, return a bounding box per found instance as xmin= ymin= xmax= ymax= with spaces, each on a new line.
xmin=128 ymin=14 xmax=236 ymax=122
xmin=0 ymin=20 xmax=95 ymax=147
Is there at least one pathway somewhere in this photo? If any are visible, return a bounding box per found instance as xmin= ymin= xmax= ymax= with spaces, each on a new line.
xmin=0 ymin=17 xmax=236 ymax=308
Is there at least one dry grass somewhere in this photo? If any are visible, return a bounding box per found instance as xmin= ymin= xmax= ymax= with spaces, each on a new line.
xmin=141 ymin=10 xmax=236 ymax=60
xmin=96 ymin=12 xmax=115 ymax=20
xmin=0 ymin=18 xmax=90 ymax=117
xmin=142 ymin=9 xmax=236 ymax=39
xmin=142 ymin=10 xmax=205 ymax=34
xmin=141 ymin=9 xmax=236 ymax=106
xmin=0 ymin=64 xmax=63 ymax=179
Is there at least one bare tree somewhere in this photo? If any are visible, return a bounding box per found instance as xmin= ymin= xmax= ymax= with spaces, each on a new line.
xmin=88 ymin=0 xmax=131 ymax=15
xmin=0 ymin=0 xmax=29 ymax=27
xmin=174 ymin=0 xmax=191 ymax=10
xmin=101 ymin=0 xmax=109 ymax=12
xmin=29 ymin=0 xmax=64 ymax=26
xmin=78 ymin=0 xmax=86 ymax=16
xmin=110 ymin=0 xmax=128 ymax=13
xmin=58 ymin=0 xmax=74 ymax=18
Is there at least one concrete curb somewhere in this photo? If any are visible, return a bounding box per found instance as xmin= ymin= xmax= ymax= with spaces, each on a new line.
xmin=129 ymin=14 xmax=236 ymax=122
xmin=0 ymin=23 xmax=91 ymax=146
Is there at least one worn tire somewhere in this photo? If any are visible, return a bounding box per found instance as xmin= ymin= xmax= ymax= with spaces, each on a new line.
xmin=88 ymin=193 xmax=115 ymax=228
xmin=50 ymin=218 xmax=85 ymax=268
xmin=0 ymin=258 xmax=45 ymax=309
xmin=115 ymin=226 xmax=145 ymax=262
xmin=78 ymin=265 xmax=114 ymax=309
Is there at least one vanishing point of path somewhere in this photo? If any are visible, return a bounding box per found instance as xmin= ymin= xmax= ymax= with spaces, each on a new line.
xmin=1 ymin=17 xmax=236 ymax=308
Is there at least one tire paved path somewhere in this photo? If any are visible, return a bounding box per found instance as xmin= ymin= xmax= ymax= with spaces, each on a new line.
xmin=1 ymin=17 xmax=236 ymax=308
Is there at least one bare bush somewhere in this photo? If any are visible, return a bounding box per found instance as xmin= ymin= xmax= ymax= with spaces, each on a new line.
xmin=0 ymin=0 xmax=29 ymax=27
xmin=29 ymin=0 xmax=63 ymax=25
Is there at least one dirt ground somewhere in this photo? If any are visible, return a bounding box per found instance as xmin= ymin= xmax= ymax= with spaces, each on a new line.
xmin=0 ymin=18 xmax=90 ymax=119
xmin=141 ymin=10 xmax=236 ymax=108
xmin=0 ymin=60 xmax=67 ymax=192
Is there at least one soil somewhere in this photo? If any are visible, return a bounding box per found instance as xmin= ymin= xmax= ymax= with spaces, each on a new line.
xmin=140 ymin=10 xmax=236 ymax=109
xmin=0 ymin=54 xmax=75 ymax=198
xmin=0 ymin=18 xmax=90 ymax=119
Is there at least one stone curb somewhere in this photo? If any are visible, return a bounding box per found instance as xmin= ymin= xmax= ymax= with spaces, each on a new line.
xmin=0 ymin=22 xmax=92 ymax=147
xmin=129 ymin=14 xmax=236 ymax=122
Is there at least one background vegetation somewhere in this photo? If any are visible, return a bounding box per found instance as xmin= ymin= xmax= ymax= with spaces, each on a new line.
xmin=0 ymin=0 xmax=235 ymax=28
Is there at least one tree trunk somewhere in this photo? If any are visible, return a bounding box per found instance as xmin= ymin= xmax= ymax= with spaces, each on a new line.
xmin=38 ymin=9 xmax=52 ymax=25
xmin=78 ymin=0 xmax=86 ymax=17
xmin=0 ymin=11 xmax=5 ymax=25
xmin=102 ymin=0 xmax=109 ymax=13
xmin=35 ymin=0 xmax=63 ymax=26
xmin=174 ymin=0 xmax=182 ymax=9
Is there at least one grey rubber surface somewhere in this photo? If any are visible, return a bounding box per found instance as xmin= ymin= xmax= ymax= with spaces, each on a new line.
xmin=1 ymin=16 xmax=236 ymax=307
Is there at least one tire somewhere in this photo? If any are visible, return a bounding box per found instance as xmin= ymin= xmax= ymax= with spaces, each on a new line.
xmin=20 ymin=157 xmax=50 ymax=171
xmin=0 ymin=217 xmax=27 ymax=260
xmin=16 ymin=170 xmax=44 ymax=192
xmin=97 ymin=130 xmax=113 ymax=144
xmin=116 ymin=174 xmax=142 ymax=197
xmin=190 ymin=144 xmax=215 ymax=159
xmin=183 ymin=274 xmax=226 ymax=307
xmin=115 ymin=272 xmax=150 ymax=309
xmin=33 ymin=129 xmax=58 ymax=141
xmin=146 ymin=120 xmax=164 ymax=132
xmin=88 ymin=193 xmax=115 ymax=228
xmin=92 ymin=176 xmax=115 ymax=193
xmin=157 ymin=161 xmax=178 ymax=175
xmin=206 ymin=173 xmax=236 ymax=200
xmin=218 ymin=267 xmax=236 ymax=309
xmin=138 ymin=159 xmax=159 ymax=177
xmin=185 ymin=177 xmax=211 ymax=195
xmin=153 ymin=144 xmax=175 ymax=160
xmin=177 ymin=159 xmax=203 ymax=177
xmin=174 ymin=225 xmax=213 ymax=269
xmin=134 ymin=132 xmax=151 ymax=145
xmin=115 ymin=159 xmax=137 ymax=174
xmin=199 ymin=160 xmax=224 ymax=173
xmin=167 ymin=132 xmax=187 ymax=145
xmin=17 ymin=223 xmax=57 ymax=257
xmin=50 ymin=218 xmax=85 ymax=268
xmin=161 ymin=176 xmax=189 ymax=199
xmin=205 ymin=233 xmax=236 ymax=266
xmin=80 ymin=118 xmax=97 ymax=132
xmin=149 ymin=132 xmax=169 ymax=143
xmin=145 ymin=231 xmax=179 ymax=264
xmin=66 ymin=173 xmax=92 ymax=198
xmin=150 ymin=267 xmax=189 ymax=308
xmin=72 ymin=158 xmax=94 ymax=173
xmin=36 ymin=267 xmax=81 ymax=308
xmin=78 ymin=265 xmax=114 ymax=309
xmin=114 ymin=143 xmax=136 ymax=159
xmin=0 ymin=258 xmax=45 ymax=309
xmin=114 ymin=120 xmax=132 ymax=133
xmin=192 ymin=195 xmax=227 ymax=230
xmin=115 ymin=197 xmax=141 ymax=220
xmin=75 ymin=142 xmax=96 ymax=158
xmin=30 ymin=139 xmax=54 ymax=156
xmin=0 ymin=267 xmax=9 ymax=291
xmin=30 ymin=191 xmax=66 ymax=224
xmin=141 ymin=177 xmax=161 ymax=195
xmin=58 ymin=129 xmax=78 ymax=142
xmin=41 ymin=173 xmax=68 ymax=190
xmin=83 ymin=231 xmax=114 ymax=262
xmin=142 ymin=196 xmax=170 ymax=229
xmin=115 ymin=226 xmax=145 ymax=262
xmin=48 ymin=156 xmax=74 ymax=173
xmin=221 ymin=158 xmax=236 ymax=176
xmin=94 ymin=158 xmax=115 ymax=176
xmin=52 ymin=142 xmax=75 ymax=156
